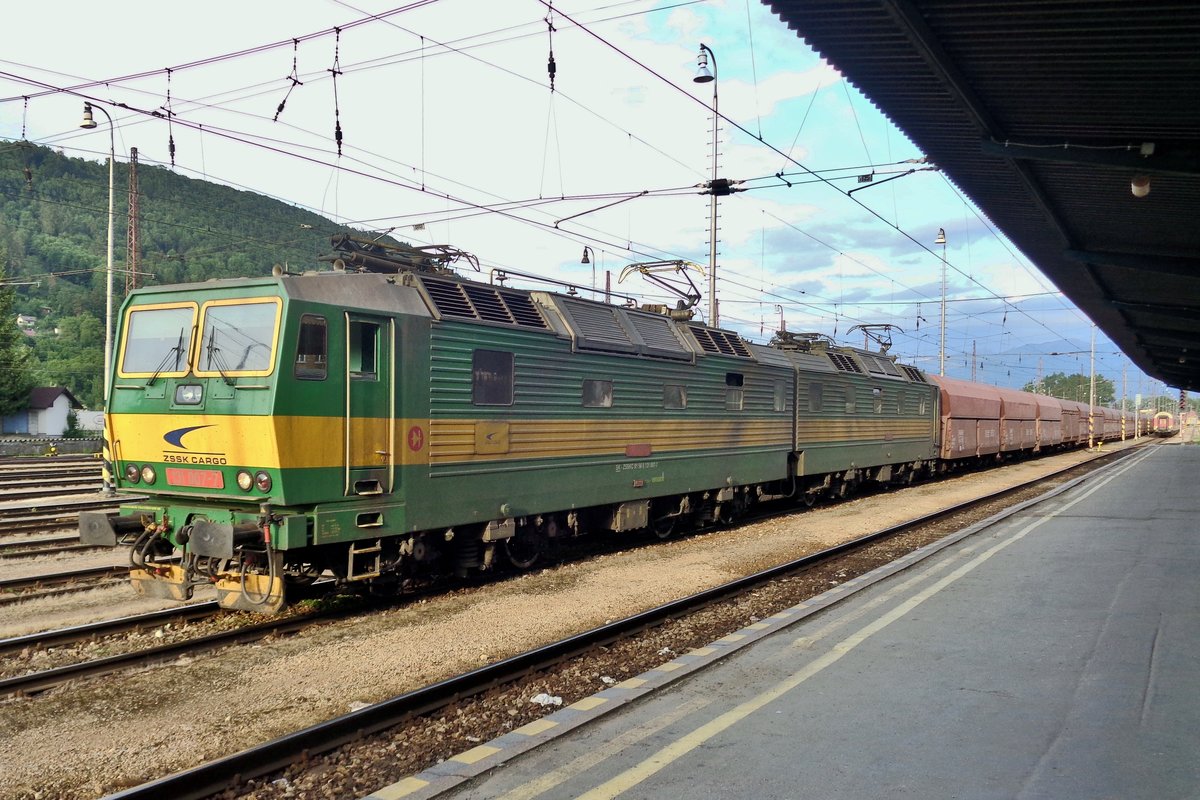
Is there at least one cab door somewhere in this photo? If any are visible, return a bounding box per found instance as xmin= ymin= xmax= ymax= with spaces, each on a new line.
xmin=345 ymin=314 xmax=394 ymax=495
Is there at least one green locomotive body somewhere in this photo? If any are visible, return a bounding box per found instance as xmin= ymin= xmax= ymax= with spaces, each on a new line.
xmin=81 ymin=241 xmax=939 ymax=612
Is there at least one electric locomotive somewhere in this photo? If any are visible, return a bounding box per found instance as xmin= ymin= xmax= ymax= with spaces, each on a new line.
xmin=80 ymin=236 xmax=943 ymax=612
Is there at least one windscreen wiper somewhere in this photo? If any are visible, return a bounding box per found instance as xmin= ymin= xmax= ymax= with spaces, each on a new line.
xmin=146 ymin=329 xmax=186 ymax=387
xmin=205 ymin=329 xmax=236 ymax=386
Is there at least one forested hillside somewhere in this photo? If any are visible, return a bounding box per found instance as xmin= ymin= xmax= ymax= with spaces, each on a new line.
xmin=1 ymin=141 xmax=364 ymax=410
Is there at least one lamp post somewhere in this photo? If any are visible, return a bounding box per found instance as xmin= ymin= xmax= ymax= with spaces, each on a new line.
xmin=935 ymin=228 xmax=947 ymax=375
xmin=580 ymin=246 xmax=595 ymax=292
xmin=80 ymin=102 xmax=116 ymax=495
xmin=693 ymin=43 xmax=719 ymax=328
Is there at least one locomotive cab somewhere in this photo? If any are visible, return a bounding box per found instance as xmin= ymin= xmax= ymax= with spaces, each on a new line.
xmin=83 ymin=284 xmax=310 ymax=611
xmin=81 ymin=264 xmax=435 ymax=612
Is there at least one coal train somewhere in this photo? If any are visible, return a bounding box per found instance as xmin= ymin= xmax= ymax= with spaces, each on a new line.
xmin=80 ymin=236 xmax=1142 ymax=613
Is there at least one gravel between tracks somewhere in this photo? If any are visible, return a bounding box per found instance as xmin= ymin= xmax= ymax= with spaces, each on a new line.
xmin=0 ymin=443 xmax=1143 ymax=799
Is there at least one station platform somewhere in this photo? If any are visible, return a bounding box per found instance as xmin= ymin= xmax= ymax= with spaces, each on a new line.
xmin=370 ymin=442 xmax=1200 ymax=800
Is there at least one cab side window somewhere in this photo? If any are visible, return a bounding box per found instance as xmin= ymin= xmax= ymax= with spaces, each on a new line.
xmin=295 ymin=314 xmax=327 ymax=380
xmin=349 ymin=321 xmax=378 ymax=380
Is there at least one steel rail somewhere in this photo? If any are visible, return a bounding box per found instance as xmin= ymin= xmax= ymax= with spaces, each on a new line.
xmin=0 ymin=467 xmax=101 ymax=481
xmin=0 ymin=543 xmax=98 ymax=560
xmin=100 ymin=447 xmax=1136 ymax=800
xmin=0 ymin=486 xmax=105 ymax=501
xmin=0 ymin=564 xmax=129 ymax=593
xmin=0 ymin=496 xmax=140 ymax=536
xmin=0 ymin=609 xmax=336 ymax=698
xmin=0 ymin=455 xmax=98 ymax=467
xmin=0 ymin=497 xmax=137 ymax=518
xmin=0 ymin=602 xmax=221 ymax=656
xmin=0 ymin=534 xmax=78 ymax=552
xmin=0 ymin=519 xmax=91 ymax=536
xmin=1 ymin=580 xmax=348 ymax=697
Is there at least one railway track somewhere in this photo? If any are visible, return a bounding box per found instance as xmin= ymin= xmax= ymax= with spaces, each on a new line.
xmin=0 ymin=483 xmax=105 ymax=501
xmin=0 ymin=604 xmax=331 ymax=698
xmin=0 ymin=454 xmax=98 ymax=468
xmin=0 ymin=535 xmax=98 ymax=560
xmin=0 ymin=465 xmax=100 ymax=480
xmin=0 ymin=603 xmax=222 ymax=657
xmin=0 ymin=564 xmax=132 ymax=608
xmin=63 ymin=447 xmax=1138 ymax=800
xmin=0 ymin=495 xmax=135 ymax=536
xmin=0 ymin=459 xmax=105 ymax=501
xmin=0 ymin=564 xmax=128 ymax=593
xmin=0 ymin=579 xmax=342 ymax=697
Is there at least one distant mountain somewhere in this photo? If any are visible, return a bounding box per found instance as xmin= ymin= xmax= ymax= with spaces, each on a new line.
xmin=0 ymin=141 xmax=373 ymax=407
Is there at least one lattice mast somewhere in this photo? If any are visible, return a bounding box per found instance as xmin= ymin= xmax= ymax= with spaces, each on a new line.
xmin=125 ymin=147 xmax=140 ymax=293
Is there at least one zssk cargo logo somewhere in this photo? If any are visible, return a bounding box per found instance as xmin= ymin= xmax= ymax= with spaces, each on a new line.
xmin=162 ymin=424 xmax=229 ymax=465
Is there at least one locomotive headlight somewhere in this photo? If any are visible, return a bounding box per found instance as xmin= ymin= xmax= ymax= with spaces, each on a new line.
xmin=254 ymin=471 xmax=273 ymax=493
xmin=236 ymin=470 xmax=254 ymax=492
xmin=124 ymin=464 xmax=141 ymax=483
xmin=140 ymin=465 xmax=157 ymax=485
xmin=174 ymin=384 xmax=203 ymax=405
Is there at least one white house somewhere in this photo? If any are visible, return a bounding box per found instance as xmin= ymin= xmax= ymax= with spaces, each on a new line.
xmin=1 ymin=387 xmax=84 ymax=436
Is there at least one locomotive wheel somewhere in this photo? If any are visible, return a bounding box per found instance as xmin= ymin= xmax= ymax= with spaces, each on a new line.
xmin=505 ymin=531 xmax=545 ymax=570
xmin=651 ymin=515 xmax=677 ymax=540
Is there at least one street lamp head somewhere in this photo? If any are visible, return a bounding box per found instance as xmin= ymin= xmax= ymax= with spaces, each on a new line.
xmin=935 ymin=228 xmax=946 ymax=246
xmin=580 ymin=246 xmax=593 ymax=265
xmin=693 ymin=45 xmax=714 ymax=83
xmin=79 ymin=102 xmax=98 ymax=130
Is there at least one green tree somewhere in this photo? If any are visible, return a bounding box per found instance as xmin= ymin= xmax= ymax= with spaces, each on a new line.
xmin=63 ymin=409 xmax=88 ymax=438
xmin=30 ymin=313 xmax=103 ymax=408
xmin=1 ymin=140 xmax=395 ymax=403
xmin=1023 ymin=372 xmax=1115 ymax=405
xmin=0 ymin=268 xmax=34 ymax=416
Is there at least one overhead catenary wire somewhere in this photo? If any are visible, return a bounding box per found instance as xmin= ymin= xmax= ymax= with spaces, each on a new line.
xmin=535 ymin=1 xmax=1076 ymax=352
xmin=0 ymin=1 xmax=1121 ymax=380
xmin=0 ymin=0 xmax=768 ymax=278
xmin=0 ymin=2 xmax=705 ymax=250
xmin=0 ymin=1 xmax=445 ymax=105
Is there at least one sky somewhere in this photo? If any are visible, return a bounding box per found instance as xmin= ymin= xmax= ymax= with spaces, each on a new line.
xmin=0 ymin=0 xmax=1169 ymax=401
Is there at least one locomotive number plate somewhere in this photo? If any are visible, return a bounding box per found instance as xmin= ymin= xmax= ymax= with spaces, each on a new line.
xmin=166 ymin=468 xmax=225 ymax=489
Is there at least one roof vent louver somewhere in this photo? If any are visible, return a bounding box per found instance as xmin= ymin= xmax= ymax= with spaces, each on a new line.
xmin=550 ymin=297 xmax=693 ymax=361
xmin=858 ymin=353 xmax=903 ymax=377
xmin=828 ymin=352 xmax=864 ymax=373
xmin=688 ymin=326 xmax=753 ymax=358
xmin=625 ymin=312 xmax=692 ymax=359
xmin=900 ymin=365 xmax=927 ymax=383
xmin=462 ymin=284 xmax=513 ymax=324
xmin=421 ymin=277 xmax=549 ymax=330
xmin=560 ymin=300 xmax=639 ymax=354
xmin=421 ymin=279 xmax=475 ymax=318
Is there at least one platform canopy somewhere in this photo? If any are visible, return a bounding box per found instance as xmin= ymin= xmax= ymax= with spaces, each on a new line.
xmin=766 ymin=1 xmax=1200 ymax=390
